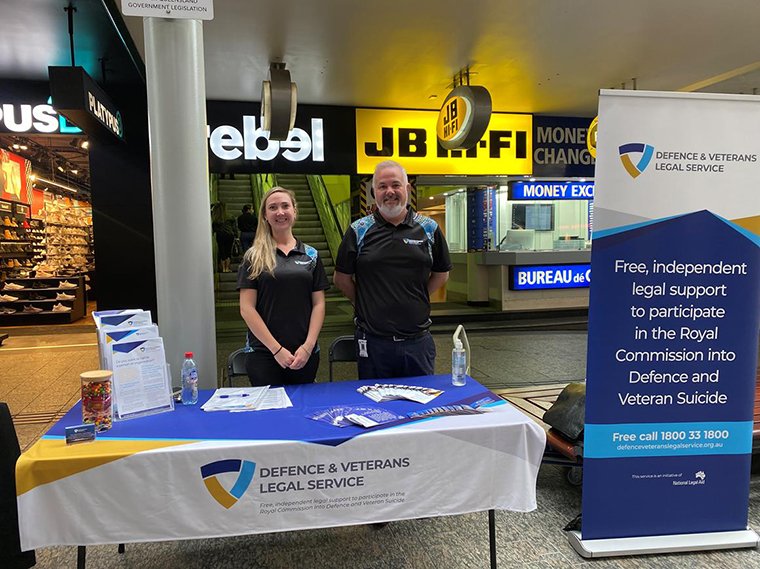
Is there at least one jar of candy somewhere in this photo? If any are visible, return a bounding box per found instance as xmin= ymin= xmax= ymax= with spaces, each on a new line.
xmin=81 ymin=370 xmax=113 ymax=431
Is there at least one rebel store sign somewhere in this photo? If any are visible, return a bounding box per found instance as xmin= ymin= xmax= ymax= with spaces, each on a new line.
xmin=206 ymin=101 xmax=357 ymax=174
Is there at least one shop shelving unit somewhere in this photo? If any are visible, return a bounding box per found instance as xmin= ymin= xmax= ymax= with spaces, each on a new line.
xmin=0 ymin=275 xmax=86 ymax=324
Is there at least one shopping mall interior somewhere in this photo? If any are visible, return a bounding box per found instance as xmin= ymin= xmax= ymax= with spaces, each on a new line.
xmin=1 ymin=1 xmax=760 ymax=568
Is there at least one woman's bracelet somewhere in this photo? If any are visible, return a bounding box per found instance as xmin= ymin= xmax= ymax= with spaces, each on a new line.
xmin=272 ymin=345 xmax=283 ymax=356
xmin=300 ymin=345 xmax=312 ymax=355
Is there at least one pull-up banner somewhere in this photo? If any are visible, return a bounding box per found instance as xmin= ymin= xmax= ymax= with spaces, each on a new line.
xmin=583 ymin=91 xmax=760 ymax=540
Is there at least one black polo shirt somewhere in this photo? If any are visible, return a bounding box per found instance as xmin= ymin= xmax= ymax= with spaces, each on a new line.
xmin=237 ymin=240 xmax=329 ymax=351
xmin=336 ymin=207 xmax=452 ymax=337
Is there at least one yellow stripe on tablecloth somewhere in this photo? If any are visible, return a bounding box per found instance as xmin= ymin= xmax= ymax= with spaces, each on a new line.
xmin=16 ymin=438 xmax=196 ymax=496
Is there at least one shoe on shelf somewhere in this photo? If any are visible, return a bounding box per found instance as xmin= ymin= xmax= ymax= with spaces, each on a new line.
xmin=2 ymin=282 xmax=25 ymax=291
xmin=22 ymin=304 xmax=43 ymax=313
xmin=52 ymin=303 xmax=72 ymax=313
xmin=1 ymin=216 xmax=10 ymax=226
xmin=35 ymin=271 xmax=54 ymax=278
xmin=0 ymin=307 xmax=17 ymax=314
xmin=55 ymin=292 xmax=75 ymax=301
xmin=58 ymin=280 xmax=77 ymax=289
xmin=3 ymin=229 xmax=12 ymax=240
xmin=0 ymin=294 xmax=19 ymax=301
xmin=12 ymin=259 xmax=21 ymax=268
xmin=8 ymin=217 xmax=18 ymax=227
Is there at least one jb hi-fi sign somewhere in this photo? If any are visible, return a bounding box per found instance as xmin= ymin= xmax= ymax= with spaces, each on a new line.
xmin=355 ymin=108 xmax=533 ymax=175
xmin=206 ymin=101 xmax=357 ymax=174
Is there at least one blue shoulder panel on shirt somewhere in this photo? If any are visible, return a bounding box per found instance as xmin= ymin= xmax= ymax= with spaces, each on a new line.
xmin=304 ymin=244 xmax=319 ymax=262
xmin=351 ymin=215 xmax=376 ymax=253
xmin=414 ymin=213 xmax=438 ymax=244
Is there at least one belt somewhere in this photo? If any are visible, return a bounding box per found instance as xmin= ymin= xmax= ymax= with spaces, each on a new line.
xmin=357 ymin=325 xmax=429 ymax=342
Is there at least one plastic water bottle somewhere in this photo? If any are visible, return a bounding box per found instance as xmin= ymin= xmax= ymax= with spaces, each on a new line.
xmin=181 ymin=352 xmax=198 ymax=405
xmin=452 ymin=339 xmax=467 ymax=386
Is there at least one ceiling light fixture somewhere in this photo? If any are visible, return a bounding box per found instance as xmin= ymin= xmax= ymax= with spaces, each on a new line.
xmin=32 ymin=175 xmax=77 ymax=193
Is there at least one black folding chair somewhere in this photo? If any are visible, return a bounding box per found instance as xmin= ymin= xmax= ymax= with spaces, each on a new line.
xmin=226 ymin=348 xmax=250 ymax=387
xmin=328 ymin=335 xmax=356 ymax=382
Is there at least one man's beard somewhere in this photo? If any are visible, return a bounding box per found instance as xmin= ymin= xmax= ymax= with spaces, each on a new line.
xmin=377 ymin=201 xmax=406 ymax=219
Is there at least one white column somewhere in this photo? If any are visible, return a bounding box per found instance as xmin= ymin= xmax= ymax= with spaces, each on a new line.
xmin=144 ymin=18 xmax=217 ymax=389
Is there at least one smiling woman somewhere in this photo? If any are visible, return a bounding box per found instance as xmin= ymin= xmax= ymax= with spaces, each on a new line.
xmin=237 ymin=186 xmax=330 ymax=387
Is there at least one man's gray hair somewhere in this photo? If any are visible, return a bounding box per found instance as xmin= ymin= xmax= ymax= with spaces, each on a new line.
xmin=371 ymin=160 xmax=408 ymax=188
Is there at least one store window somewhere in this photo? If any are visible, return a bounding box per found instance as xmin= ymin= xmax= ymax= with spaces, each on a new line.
xmin=495 ymin=186 xmax=591 ymax=251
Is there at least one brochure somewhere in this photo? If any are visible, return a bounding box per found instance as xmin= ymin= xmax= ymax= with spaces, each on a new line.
xmin=110 ymin=337 xmax=174 ymax=421
xmin=103 ymin=325 xmax=160 ymax=371
xmin=308 ymin=405 xmax=405 ymax=428
xmin=201 ymin=387 xmax=271 ymax=412
xmin=357 ymin=383 xmax=444 ymax=404
xmin=407 ymin=404 xmax=484 ymax=420
xmin=97 ymin=310 xmax=154 ymax=369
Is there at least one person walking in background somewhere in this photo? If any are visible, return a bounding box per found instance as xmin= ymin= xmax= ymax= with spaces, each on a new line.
xmin=211 ymin=202 xmax=237 ymax=273
xmin=334 ymin=160 xmax=452 ymax=380
xmin=237 ymin=204 xmax=257 ymax=253
xmin=238 ymin=187 xmax=330 ymax=386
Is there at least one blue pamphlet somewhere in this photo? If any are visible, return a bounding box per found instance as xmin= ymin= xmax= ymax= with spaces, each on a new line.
xmin=308 ymin=405 xmax=405 ymax=428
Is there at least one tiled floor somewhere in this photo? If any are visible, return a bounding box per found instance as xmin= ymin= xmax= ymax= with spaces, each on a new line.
xmin=4 ymin=326 xmax=760 ymax=568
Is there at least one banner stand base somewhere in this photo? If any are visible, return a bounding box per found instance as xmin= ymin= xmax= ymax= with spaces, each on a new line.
xmin=567 ymin=529 xmax=759 ymax=558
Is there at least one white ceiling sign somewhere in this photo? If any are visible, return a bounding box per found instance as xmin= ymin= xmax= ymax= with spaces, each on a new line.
xmin=121 ymin=0 xmax=214 ymax=21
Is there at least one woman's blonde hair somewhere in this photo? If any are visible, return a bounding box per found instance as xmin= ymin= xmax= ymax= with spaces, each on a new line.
xmin=243 ymin=186 xmax=298 ymax=280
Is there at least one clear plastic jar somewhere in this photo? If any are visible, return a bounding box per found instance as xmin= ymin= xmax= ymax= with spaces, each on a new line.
xmin=81 ymin=370 xmax=113 ymax=432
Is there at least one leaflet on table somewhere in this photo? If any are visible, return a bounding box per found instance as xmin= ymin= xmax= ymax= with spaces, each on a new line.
xmin=357 ymin=383 xmax=444 ymax=403
xmin=253 ymin=387 xmax=293 ymax=411
xmin=201 ymin=387 xmax=271 ymax=412
xmin=110 ymin=337 xmax=174 ymax=421
xmin=308 ymin=405 xmax=405 ymax=428
xmin=407 ymin=404 xmax=484 ymax=419
xmin=103 ymin=325 xmax=160 ymax=370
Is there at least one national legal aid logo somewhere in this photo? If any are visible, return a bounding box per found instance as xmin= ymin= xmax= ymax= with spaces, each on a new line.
xmin=201 ymin=459 xmax=256 ymax=509
xmin=619 ymin=143 xmax=655 ymax=178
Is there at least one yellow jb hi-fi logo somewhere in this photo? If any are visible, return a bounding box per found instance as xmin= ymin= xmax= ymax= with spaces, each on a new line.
xmin=356 ymin=108 xmax=533 ymax=175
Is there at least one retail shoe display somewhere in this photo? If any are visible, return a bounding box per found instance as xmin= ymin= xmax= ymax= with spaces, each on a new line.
xmin=2 ymin=282 xmax=25 ymax=290
xmin=0 ymin=294 xmax=19 ymax=301
xmin=35 ymin=271 xmax=54 ymax=278
xmin=3 ymin=229 xmax=13 ymax=240
xmin=55 ymin=292 xmax=75 ymax=301
xmin=22 ymin=305 xmax=43 ymax=313
xmin=1 ymin=216 xmax=10 ymax=226
xmin=0 ymin=307 xmax=17 ymax=314
xmin=52 ymin=303 xmax=71 ymax=312
xmin=58 ymin=280 xmax=77 ymax=289
xmin=32 ymin=281 xmax=50 ymax=289
xmin=29 ymin=292 xmax=48 ymax=300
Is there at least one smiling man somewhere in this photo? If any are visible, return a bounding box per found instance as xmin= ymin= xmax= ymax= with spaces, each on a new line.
xmin=334 ymin=160 xmax=452 ymax=380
